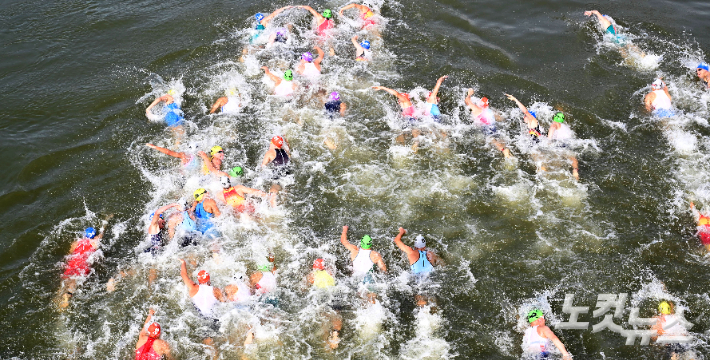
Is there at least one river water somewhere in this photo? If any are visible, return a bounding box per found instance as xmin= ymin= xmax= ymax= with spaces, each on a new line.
xmin=2 ymin=0 xmax=710 ymax=359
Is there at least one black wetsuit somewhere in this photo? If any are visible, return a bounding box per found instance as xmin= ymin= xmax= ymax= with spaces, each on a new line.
xmin=325 ymin=100 xmax=341 ymax=115
xmin=272 ymin=148 xmax=292 ymax=178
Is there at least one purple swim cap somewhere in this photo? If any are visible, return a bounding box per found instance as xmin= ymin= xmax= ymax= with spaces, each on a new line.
xmin=330 ymin=92 xmax=340 ymax=101
xmin=302 ymin=52 xmax=313 ymax=62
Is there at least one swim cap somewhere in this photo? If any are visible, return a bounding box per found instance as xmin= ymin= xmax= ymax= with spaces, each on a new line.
xmin=651 ymin=79 xmax=665 ymax=90
xmin=659 ymin=301 xmax=671 ymax=315
xmin=258 ymin=263 xmax=273 ymax=272
xmin=233 ymin=273 xmax=246 ymax=282
xmin=226 ymin=88 xmax=238 ymax=96
xmin=313 ymin=258 xmax=325 ymax=270
xmin=194 ymin=188 xmax=207 ymax=202
xmin=220 ymin=176 xmax=231 ymax=189
xmin=480 ymin=97 xmax=489 ymax=108
xmin=149 ymin=212 xmax=164 ymax=221
xmin=361 ymin=40 xmax=371 ymax=50
xmin=527 ymin=309 xmax=544 ymax=323
xmin=330 ymin=92 xmax=340 ymax=102
xmin=284 ymin=70 xmax=293 ymax=81
xmin=147 ymin=322 xmax=161 ymax=338
xmin=210 ymin=145 xmax=224 ymax=156
xmin=255 ymin=13 xmax=265 ymax=22
xmin=528 ymin=111 xmax=537 ymax=119
xmin=197 ymin=270 xmax=210 ymax=284
xmin=167 ymin=89 xmax=177 ymax=95
xmin=84 ymin=227 xmax=97 ymax=239
xmin=322 ymin=9 xmax=332 ymax=19
xmin=229 ymin=166 xmax=244 ymax=178
xmin=276 ymin=28 xmax=286 ymax=36
xmin=271 ymin=135 xmax=284 ymax=148
xmin=360 ymin=235 xmax=372 ymax=249
xmin=414 ymin=235 xmax=426 ymax=249
xmin=697 ymin=63 xmax=709 ymax=71
xmin=302 ymin=52 xmax=313 ymax=62
xmin=553 ymin=112 xmax=565 ymax=123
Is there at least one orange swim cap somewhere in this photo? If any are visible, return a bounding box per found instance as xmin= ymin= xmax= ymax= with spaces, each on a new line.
xmin=197 ymin=270 xmax=210 ymax=284
xmin=147 ymin=322 xmax=161 ymax=338
xmin=313 ymin=258 xmax=325 ymax=270
xmin=271 ymin=136 xmax=284 ymax=148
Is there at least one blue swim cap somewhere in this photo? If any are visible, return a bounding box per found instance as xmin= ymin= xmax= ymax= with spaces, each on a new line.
xmin=698 ymin=63 xmax=709 ymax=71
xmin=84 ymin=227 xmax=97 ymax=239
xmin=255 ymin=13 xmax=265 ymax=22
xmin=528 ymin=111 xmax=537 ymax=119
xmin=361 ymin=40 xmax=371 ymax=50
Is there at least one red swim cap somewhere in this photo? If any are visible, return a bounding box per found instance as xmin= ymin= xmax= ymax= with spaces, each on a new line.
xmin=147 ymin=322 xmax=161 ymax=338
xmin=313 ymin=258 xmax=325 ymax=270
xmin=271 ymin=136 xmax=284 ymax=148
xmin=481 ymin=97 xmax=489 ymax=108
xmin=197 ymin=270 xmax=210 ymax=284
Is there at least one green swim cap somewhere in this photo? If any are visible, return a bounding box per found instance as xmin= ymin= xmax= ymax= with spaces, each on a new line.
xmin=284 ymin=70 xmax=293 ymax=81
xmin=527 ymin=309 xmax=544 ymax=323
xmin=258 ymin=264 xmax=272 ymax=272
xmin=229 ymin=166 xmax=244 ymax=178
xmin=553 ymin=112 xmax=565 ymax=123
xmin=360 ymin=235 xmax=372 ymax=249
xmin=322 ymin=9 xmax=332 ymax=19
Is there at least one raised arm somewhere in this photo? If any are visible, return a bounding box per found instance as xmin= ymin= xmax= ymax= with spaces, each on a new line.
xmin=209 ymin=97 xmax=228 ymax=114
xmin=299 ymin=5 xmax=322 ymax=20
xmin=584 ymin=10 xmax=611 ymax=29
xmin=372 ymin=86 xmax=401 ymax=97
xmin=146 ymin=95 xmax=173 ymax=113
xmin=179 ymin=259 xmax=199 ymax=296
xmin=151 ymin=204 xmax=177 ymax=228
xmin=464 ymin=89 xmax=479 ymax=110
xmin=261 ymin=66 xmax=282 ymax=86
xmin=146 ymin=143 xmax=188 ymax=160
xmin=340 ymin=226 xmax=358 ymax=253
xmin=644 ymin=92 xmax=654 ymax=112
xmin=262 ymin=6 xmax=292 ymax=27
xmin=240 ymin=186 xmax=268 ymax=197
xmin=313 ymin=46 xmax=325 ymax=68
xmin=352 ymin=35 xmax=365 ymax=56
xmin=140 ymin=309 xmax=155 ymax=337
xmin=339 ymin=3 xmax=364 ymax=15
xmin=428 ymin=75 xmax=448 ymax=101
xmin=393 ymin=227 xmax=415 ymax=256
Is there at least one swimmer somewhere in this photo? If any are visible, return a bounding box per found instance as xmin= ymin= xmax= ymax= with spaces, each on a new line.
xmin=297 ymin=6 xmax=335 ymax=55
xmin=306 ymin=258 xmax=342 ymax=349
xmin=266 ymin=27 xmax=291 ymax=48
xmin=296 ymin=46 xmax=325 ymax=80
xmin=466 ymin=89 xmax=512 ymax=158
xmin=261 ymin=136 xmax=291 ymax=196
xmin=145 ymin=143 xmax=200 ymax=173
xmin=339 ymin=225 xmax=386 ymax=303
xmin=371 ymin=86 xmax=414 ymax=120
xmin=250 ymin=257 xmax=277 ymax=296
xmin=651 ymin=301 xmax=692 ymax=360
xmin=209 ymin=88 xmax=242 ymax=114
xmin=505 ymin=94 xmax=544 ymax=144
xmin=224 ymin=273 xmax=251 ymax=305
xmin=179 ymin=259 xmax=225 ymax=358
xmin=134 ymin=309 xmax=173 ymax=360
xmin=339 ymin=3 xmax=377 ymax=30
xmin=522 ymin=309 xmax=572 ymax=360
xmin=192 ymin=188 xmax=221 ymax=238
xmin=424 ymin=75 xmax=447 ymax=121
xmin=198 ymin=145 xmax=230 ymax=177
xmin=324 ymin=91 xmax=347 ymax=118
xmin=392 ymin=228 xmax=442 ymax=278
xmin=584 ymin=10 xmax=646 ymax=58
xmin=58 ymin=226 xmax=106 ymax=309
xmin=547 ymin=112 xmax=579 ymax=180
xmin=166 ymin=198 xmax=199 ymax=246
xmin=220 ymin=174 xmax=272 ymax=213
xmin=351 ymin=35 xmax=372 ymax=62
xmin=261 ymin=67 xmax=297 ymax=99
xmin=250 ymin=7 xmax=293 ymax=42
xmin=696 ymin=63 xmax=710 ymax=89
xmin=690 ymin=202 xmax=710 ymax=252
xmin=145 ymin=90 xmax=184 ymax=138
xmin=644 ymin=78 xmax=674 ymax=117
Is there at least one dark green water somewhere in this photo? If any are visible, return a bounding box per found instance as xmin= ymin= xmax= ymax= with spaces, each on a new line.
xmin=2 ymin=0 xmax=710 ymax=358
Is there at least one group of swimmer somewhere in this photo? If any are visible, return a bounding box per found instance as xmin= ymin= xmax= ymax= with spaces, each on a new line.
xmin=53 ymin=5 xmax=709 ymax=359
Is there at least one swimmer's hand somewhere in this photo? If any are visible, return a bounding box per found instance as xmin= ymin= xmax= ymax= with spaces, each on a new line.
xmin=149 ymin=308 xmax=155 ymax=316
xmin=467 ymin=88 xmax=474 ymax=97
xmin=438 ymin=75 xmax=448 ymax=82
xmin=690 ymin=201 xmax=695 ymax=209
xmin=398 ymin=227 xmax=406 ymax=235
xmin=342 ymin=225 xmax=349 ymax=232
xmin=504 ymin=93 xmax=518 ymax=102
xmin=371 ymin=86 xmax=382 ymax=91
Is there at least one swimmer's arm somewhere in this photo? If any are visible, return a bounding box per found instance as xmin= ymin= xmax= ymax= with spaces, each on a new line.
xmin=340 ymin=102 xmax=347 ymax=116
xmin=261 ymin=66 xmax=282 ymax=86
xmin=241 ymin=186 xmax=268 ymax=197
xmin=145 ymin=96 xmax=168 ymax=114
xmin=206 ymin=199 xmax=221 ymax=217
xmin=429 ymin=75 xmax=448 ymax=102
xmin=262 ymin=6 xmax=292 ymax=27
xmin=504 ymin=93 xmax=532 ymax=116
xmin=314 ymin=46 xmax=325 ymax=68
xmin=261 ymin=150 xmax=275 ymax=167
xmin=298 ymin=5 xmax=323 ymax=21
xmin=214 ymin=287 xmax=226 ymax=302
xmin=352 ymin=36 xmax=365 ymax=56
xmin=540 ymin=326 xmax=571 ymax=359
xmin=340 ymin=226 xmax=358 ymax=253
xmin=651 ymin=317 xmax=663 ymax=340
xmin=373 ymin=251 xmax=387 ymax=273
xmin=393 ymin=227 xmax=414 ymax=255
xmin=371 ymin=86 xmax=400 ymax=97
xmin=339 ymin=4 xmax=359 ymax=15
xmin=547 ymin=122 xmax=558 ymax=139
xmin=209 ymin=97 xmax=228 ymax=114
xmin=140 ymin=309 xmax=155 ymax=337
xmin=464 ymin=89 xmax=479 ymax=110
xmin=584 ymin=10 xmax=610 ymax=28
xmin=146 ymin=143 xmax=189 ymax=161
xmin=644 ymin=93 xmax=654 ymax=112
xmin=429 ymin=251 xmax=444 ymax=266
xmin=179 ymin=259 xmax=199 ymax=296
xmin=266 ymin=32 xmax=277 ymax=46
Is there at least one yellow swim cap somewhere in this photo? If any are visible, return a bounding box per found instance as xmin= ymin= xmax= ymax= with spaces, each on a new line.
xmin=659 ymin=301 xmax=671 ymax=315
xmin=167 ymin=89 xmax=177 ymax=95
xmin=210 ymin=146 xmax=223 ymax=156
xmin=193 ymin=188 xmax=207 ymax=201
xmin=226 ymin=88 xmax=238 ymax=96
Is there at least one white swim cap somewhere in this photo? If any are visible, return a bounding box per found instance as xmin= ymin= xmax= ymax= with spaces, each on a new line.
xmin=414 ymin=235 xmax=426 ymax=248
xmin=651 ymin=79 xmax=665 ymax=90
xmin=220 ymin=176 xmax=232 ymax=189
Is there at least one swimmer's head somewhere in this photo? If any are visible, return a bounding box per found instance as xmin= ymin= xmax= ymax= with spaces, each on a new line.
xmin=360 ymin=235 xmax=372 ymax=249
xmin=233 ymin=273 xmax=246 ymax=282
xmin=149 ymin=212 xmax=164 ymax=222
xmin=284 ymin=70 xmax=293 ymax=81
xmin=226 ymin=88 xmax=238 ymax=96
xmin=361 ymin=40 xmax=371 ymax=50
xmin=197 ymin=270 xmax=210 ymax=284
xmin=322 ymin=9 xmax=333 ymax=19
xmin=255 ymin=13 xmax=265 ymax=22
xmin=167 ymin=89 xmax=177 ymax=96
xmin=220 ymin=176 xmax=231 ymax=189
xmin=258 ymin=263 xmax=273 ymax=272
xmin=193 ymin=188 xmax=207 ymax=202
xmin=210 ymin=145 xmax=224 ymax=157
xmin=229 ymin=166 xmax=244 ymax=178
xmin=302 ymin=52 xmax=313 ymax=62
xmin=330 ymin=92 xmax=340 ymax=102
xmin=480 ymin=97 xmax=489 ymax=108
xmin=271 ymin=135 xmax=284 ymax=148
xmin=553 ymin=112 xmax=565 ymax=123
xmin=147 ymin=322 xmax=161 ymax=339
xmin=651 ymin=79 xmax=665 ymax=90
xmin=276 ymin=28 xmax=286 ymax=36
xmin=414 ymin=235 xmax=426 ymax=249
xmin=84 ymin=227 xmax=97 ymax=239
xmin=527 ymin=309 xmax=544 ymax=323
xmin=313 ymin=258 xmax=325 ymax=270
xmin=697 ymin=63 xmax=709 ymax=73
xmin=528 ymin=111 xmax=537 ymax=119
xmin=659 ymin=301 xmax=672 ymax=315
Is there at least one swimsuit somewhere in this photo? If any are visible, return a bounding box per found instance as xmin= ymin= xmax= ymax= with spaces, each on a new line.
xmin=356 ymin=49 xmax=372 ymax=62
xmin=135 ymin=338 xmax=161 ymax=360
xmin=411 ymin=250 xmax=434 ymax=275
xmin=62 ymin=238 xmax=95 ymax=278
xmin=523 ymin=325 xmax=550 ymax=356
xmin=195 ymin=201 xmax=217 ymax=237
xmin=352 ymin=249 xmax=375 ymax=277
xmin=361 ymin=10 xmax=376 ymax=28
xmin=145 ymin=232 xmax=162 ymax=255
xmin=401 ymin=105 xmax=415 ymax=118
xmin=223 ymin=187 xmax=254 ymax=213
xmin=164 ymin=103 xmax=183 ymax=127
xmin=271 ymin=148 xmax=292 ymax=179
xmin=301 ymin=63 xmax=321 ymax=79
xmin=255 ymin=271 xmax=277 ymax=295
xmin=192 ymin=284 xmax=218 ymax=317
xmin=313 ymin=270 xmax=335 ymax=288
xmin=529 ymin=125 xmax=543 ymax=143
xmin=274 ymin=81 xmax=294 ymax=98
xmin=317 ymin=19 xmax=334 ymax=37
xmin=425 ymin=103 xmax=441 ymax=121
xmin=325 ymin=100 xmax=342 ymax=115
